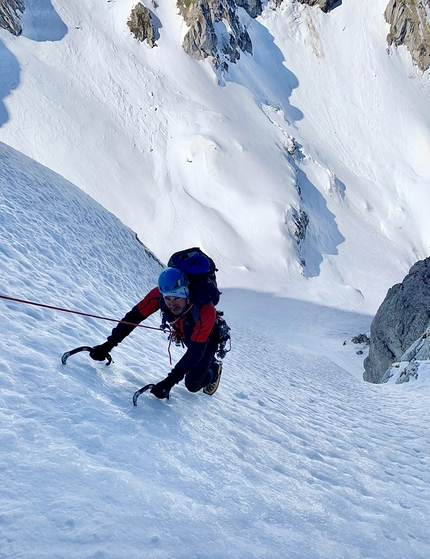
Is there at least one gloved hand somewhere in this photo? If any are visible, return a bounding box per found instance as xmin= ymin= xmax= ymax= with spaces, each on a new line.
xmin=89 ymin=341 xmax=114 ymax=361
xmin=150 ymin=375 xmax=177 ymax=399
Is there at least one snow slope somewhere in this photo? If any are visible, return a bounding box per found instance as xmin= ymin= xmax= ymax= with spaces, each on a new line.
xmin=1 ymin=1 xmax=430 ymax=555
xmin=1 ymin=0 xmax=429 ymax=315
xmin=1 ymin=140 xmax=430 ymax=558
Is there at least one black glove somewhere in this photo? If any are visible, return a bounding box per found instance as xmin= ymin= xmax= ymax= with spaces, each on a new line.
xmin=150 ymin=375 xmax=177 ymax=399
xmin=90 ymin=341 xmax=114 ymax=361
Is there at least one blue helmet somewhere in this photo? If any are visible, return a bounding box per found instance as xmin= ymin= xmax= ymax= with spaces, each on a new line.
xmin=158 ymin=267 xmax=189 ymax=298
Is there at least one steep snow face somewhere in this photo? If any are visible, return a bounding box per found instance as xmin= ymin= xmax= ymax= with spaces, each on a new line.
xmin=2 ymin=139 xmax=430 ymax=559
xmin=0 ymin=0 xmax=430 ymax=315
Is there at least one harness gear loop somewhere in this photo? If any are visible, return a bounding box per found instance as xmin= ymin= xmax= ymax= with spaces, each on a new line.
xmin=160 ymin=303 xmax=193 ymax=364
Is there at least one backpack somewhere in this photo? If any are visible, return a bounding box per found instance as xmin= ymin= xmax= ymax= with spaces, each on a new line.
xmin=167 ymin=247 xmax=221 ymax=307
xmin=163 ymin=248 xmax=231 ymax=359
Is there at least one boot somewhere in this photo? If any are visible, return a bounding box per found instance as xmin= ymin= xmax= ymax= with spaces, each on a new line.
xmin=203 ymin=361 xmax=222 ymax=395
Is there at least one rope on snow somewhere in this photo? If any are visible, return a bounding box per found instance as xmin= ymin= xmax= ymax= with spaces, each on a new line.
xmin=0 ymin=294 xmax=164 ymax=333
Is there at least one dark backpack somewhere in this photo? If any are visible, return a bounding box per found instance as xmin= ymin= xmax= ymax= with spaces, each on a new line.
xmin=167 ymin=247 xmax=221 ymax=307
xmin=164 ymin=248 xmax=231 ymax=359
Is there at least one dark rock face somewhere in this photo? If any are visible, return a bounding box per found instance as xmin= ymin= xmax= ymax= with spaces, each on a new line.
xmin=297 ymin=0 xmax=340 ymax=13
xmin=363 ymin=258 xmax=430 ymax=383
xmin=234 ymin=0 xmax=263 ymax=18
xmin=178 ymin=0 xmax=257 ymax=68
xmin=127 ymin=2 xmax=156 ymax=47
xmin=385 ymin=0 xmax=430 ymax=72
xmin=0 ymin=0 xmax=25 ymax=35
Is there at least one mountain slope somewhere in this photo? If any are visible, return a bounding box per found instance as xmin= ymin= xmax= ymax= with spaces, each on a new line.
xmin=1 ymin=0 xmax=429 ymax=316
xmin=1 ymin=140 xmax=430 ymax=558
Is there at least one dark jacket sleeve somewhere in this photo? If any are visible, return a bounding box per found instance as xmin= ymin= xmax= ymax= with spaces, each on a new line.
xmin=107 ymin=287 xmax=161 ymax=346
xmin=107 ymin=305 xmax=144 ymax=346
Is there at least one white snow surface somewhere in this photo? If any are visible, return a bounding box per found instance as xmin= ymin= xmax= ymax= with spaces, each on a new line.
xmin=1 ymin=142 xmax=430 ymax=559
xmin=1 ymin=0 xmax=429 ymax=312
xmin=1 ymin=0 xmax=430 ymax=557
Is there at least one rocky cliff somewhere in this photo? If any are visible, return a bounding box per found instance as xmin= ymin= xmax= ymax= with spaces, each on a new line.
xmin=385 ymin=0 xmax=430 ymax=71
xmin=0 ymin=0 xmax=25 ymax=35
xmin=127 ymin=2 xmax=157 ymax=47
xmin=123 ymin=1 xmax=430 ymax=76
xmin=177 ymin=0 xmax=255 ymax=70
xmin=382 ymin=323 xmax=430 ymax=384
xmin=176 ymin=0 xmax=339 ymax=68
xmin=363 ymin=258 xmax=430 ymax=383
xmin=297 ymin=0 xmax=340 ymax=13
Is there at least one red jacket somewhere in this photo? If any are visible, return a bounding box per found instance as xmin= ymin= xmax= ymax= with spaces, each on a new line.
xmin=137 ymin=287 xmax=216 ymax=344
xmin=107 ymin=287 xmax=217 ymax=376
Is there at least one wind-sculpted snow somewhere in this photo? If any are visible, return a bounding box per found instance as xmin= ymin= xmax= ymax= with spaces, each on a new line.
xmin=1 ymin=143 xmax=430 ymax=557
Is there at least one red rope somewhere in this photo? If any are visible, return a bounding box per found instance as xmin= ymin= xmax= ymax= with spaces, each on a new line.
xmin=0 ymin=294 xmax=164 ymax=332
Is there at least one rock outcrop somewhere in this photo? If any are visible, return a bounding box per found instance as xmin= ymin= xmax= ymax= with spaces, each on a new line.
xmin=234 ymin=0 xmax=262 ymax=18
xmin=363 ymin=257 xmax=430 ymax=383
xmin=385 ymin=0 xmax=430 ymax=72
xmin=297 ymin=0 xmax=340 ymax=13
xmin=177 ymin=0 xmax=256 ymax=69
xmin=382 ymin=324 xmax=430 ymax=384
xmin=0 ymin=0 xmax=25 ymax=35
xmin=289 ymin=206 xmax=309 ymax=272
xmin=127 ymin=2 xmax=156 ymax=47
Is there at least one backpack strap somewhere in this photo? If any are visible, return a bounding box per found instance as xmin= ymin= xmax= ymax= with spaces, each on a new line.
xmin=192 ymin=303 xmax=201 ymax=324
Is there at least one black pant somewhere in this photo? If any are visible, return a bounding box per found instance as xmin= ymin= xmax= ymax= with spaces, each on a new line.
xmin=184 ymin=335 xmax=218 ymax=393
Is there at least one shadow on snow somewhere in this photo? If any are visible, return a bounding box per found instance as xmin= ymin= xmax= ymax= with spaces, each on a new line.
xmin=21 ymin=0 xmax=67 ymax=42
xmin=0 ymin=39 xmax=20 ymax=127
